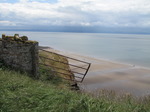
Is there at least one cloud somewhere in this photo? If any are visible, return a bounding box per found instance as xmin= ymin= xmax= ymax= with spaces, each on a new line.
xmin=19 ymin=0 xmax=29 ymax=3
xmin=0 ymin=0 xmax=150 ymax=30
xmin=0 ymin=20 xmax=16 ymax=26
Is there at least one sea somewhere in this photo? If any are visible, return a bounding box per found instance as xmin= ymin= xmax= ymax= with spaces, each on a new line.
xmin=0 ymin=31 xmax=150 ymax=68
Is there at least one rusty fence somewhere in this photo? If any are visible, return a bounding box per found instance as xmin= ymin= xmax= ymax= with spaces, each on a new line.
xmin=39 ymin=49 xmax=91 ymax=83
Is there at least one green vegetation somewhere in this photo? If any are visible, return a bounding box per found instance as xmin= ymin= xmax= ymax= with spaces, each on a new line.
xmin=1 ymin=50 xmax=150 ymax=112
xmin=1 ymin=34 xmax=37 ymax=43
xmin=39 ymin=50 xmax=74 ymax=82
xmin=24 ymin=40 xmax=38 ymax=44
xmin=1 ymin=67 xmax=150 ymax=112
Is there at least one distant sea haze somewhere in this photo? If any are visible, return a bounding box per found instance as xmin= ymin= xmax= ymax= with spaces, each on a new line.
xmin=1 ymin=31 xmax=150 ymax=68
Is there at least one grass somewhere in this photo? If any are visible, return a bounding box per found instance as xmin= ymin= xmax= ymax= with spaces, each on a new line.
xmin=1 ymin=51 xmax=150 ymax=112
xmin=1 ymin=67 xmax=150 ymax=112
xmin=39 ymin=50 xmax=74 ymax=84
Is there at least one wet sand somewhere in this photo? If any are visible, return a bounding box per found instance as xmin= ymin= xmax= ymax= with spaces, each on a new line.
xmin=41 ymin=47 xmax=150 ymax=97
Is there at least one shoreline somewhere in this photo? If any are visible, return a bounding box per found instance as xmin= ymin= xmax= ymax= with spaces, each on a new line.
xmin=39 ymin=46 xmax=150 ymax=70
xmin=40 ymin=46 xmax=150 ymax=97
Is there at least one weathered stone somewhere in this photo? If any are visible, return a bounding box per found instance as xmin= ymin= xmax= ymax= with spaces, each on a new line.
xmin=2 ymin=34 xmax=5 ymax=39
xmin=14 ymin=34 xmax=19 ymax=38
xmin=5 ymin=36 xmax=14 ymax=41
xmin=0 ymin=34 xmax=39 ymax=78
xmin=20 ymin=36 xmax=28 ymax=41
xmin=0 ymin=39 xmax=2 ymax=59
xmin=2 ymin=34 xmax=29 ymax=42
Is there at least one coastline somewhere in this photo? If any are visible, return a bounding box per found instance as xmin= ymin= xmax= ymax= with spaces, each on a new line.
xmin=39 ymin=46 xmax=150 ymax=70
xmin=41 ymin=46 xmax=150 ymax=97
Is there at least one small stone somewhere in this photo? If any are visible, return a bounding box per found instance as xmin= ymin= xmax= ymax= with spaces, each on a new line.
xmin=5 ymin=36 xmax=14 ymax=41
xmin=14 ymin=34 xmax=19 ymax=38
xmin=2 ymin=34 xmax=5 ymax=39
xmin=14 ymin=34 xmax=20 ymax=41
xmin=20 ymin=36 xmax=28 ymax=41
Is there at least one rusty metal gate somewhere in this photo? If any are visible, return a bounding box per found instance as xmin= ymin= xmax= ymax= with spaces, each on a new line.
xmin=39 ymin=49 xmax=91 ymax=83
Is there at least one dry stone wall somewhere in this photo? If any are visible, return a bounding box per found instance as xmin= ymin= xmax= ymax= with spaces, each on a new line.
xmin=0 ymin=39 xmax=2 ymax=59
xmin=0 ymin=34 xmax=39 ymax=78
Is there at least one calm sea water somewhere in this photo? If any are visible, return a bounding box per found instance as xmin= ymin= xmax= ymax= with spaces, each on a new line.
xmin=1 ymin=31 xmax=150 ymax=68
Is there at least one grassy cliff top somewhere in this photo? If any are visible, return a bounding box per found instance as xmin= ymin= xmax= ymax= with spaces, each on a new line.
xmin=39 ymin=50 xmax=74 ymax=83
xmin=1 ymin=67 xmax=150 ymax=112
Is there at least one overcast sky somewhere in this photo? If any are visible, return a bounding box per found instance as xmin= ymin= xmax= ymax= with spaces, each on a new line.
xmin=0 ymin=0 xmax=150 ymax=33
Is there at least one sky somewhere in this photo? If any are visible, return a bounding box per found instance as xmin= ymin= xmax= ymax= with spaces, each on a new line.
xmin=0 ymin=0 xmax=150 ymax=34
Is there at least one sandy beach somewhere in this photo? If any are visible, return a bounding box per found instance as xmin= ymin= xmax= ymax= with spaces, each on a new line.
xmin=41 ymin=47 xmax=150 ymax=97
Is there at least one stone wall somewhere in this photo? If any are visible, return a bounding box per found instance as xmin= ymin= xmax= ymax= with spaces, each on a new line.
xmin=0 ymin=34 xmax=39 ymax=78
xmin=0 ymin=39 xmax=2 ymax=59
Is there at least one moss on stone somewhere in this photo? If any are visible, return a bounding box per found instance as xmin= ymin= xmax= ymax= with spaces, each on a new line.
xmin=5 ymin=36 xmax=15 ymax=41
xmin=1 ymin=34 xmax=32 ymax=43
xmin=2 ymin=34 xmax=5 ymax=39
xmin=20 ymin=36 xmax=28 ymax=41
xmin=25 ymin=40 xmax=38 ymax=44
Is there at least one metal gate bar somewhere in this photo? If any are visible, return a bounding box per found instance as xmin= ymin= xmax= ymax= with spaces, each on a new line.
xmin=39 ymin=49 xmax=91 ymax=83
